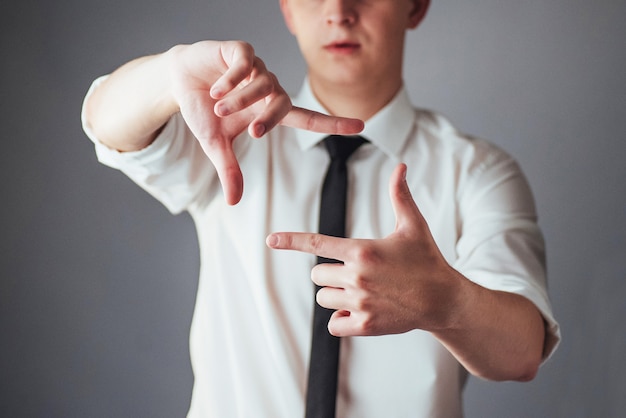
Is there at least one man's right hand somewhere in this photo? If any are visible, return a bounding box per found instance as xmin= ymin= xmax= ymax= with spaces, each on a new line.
xmin=168 ymin=41 xmax=363 ymax=204
xmin=85 ymin=40 xmax=363 ymax=205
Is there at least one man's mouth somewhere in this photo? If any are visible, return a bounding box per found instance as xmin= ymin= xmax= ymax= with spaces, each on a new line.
xmin=325 ymin=42 xmax=361 ymax=53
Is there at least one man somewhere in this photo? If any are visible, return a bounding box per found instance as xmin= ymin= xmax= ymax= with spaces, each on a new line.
xmin=82 ymin=0 xmax=560 ymax=416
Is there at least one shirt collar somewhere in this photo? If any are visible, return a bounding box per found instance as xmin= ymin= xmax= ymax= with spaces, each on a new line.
xmin=291 ymin=79 xmax=415 ymax=160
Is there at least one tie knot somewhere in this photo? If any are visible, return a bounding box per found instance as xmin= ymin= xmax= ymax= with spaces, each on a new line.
xmin=323 ymin=135 xmax=368 ymax=163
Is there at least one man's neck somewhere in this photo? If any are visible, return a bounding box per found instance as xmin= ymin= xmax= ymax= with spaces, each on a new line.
xmin=309 ymin=76 xmax=403 ymax=122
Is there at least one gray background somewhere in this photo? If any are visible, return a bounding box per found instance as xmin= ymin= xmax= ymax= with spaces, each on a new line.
xmin=2 ymin=0 xmax=625 ymax=417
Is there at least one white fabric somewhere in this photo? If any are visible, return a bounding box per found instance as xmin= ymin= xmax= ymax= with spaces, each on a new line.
xmin=82 ymin=77 xmax=560 ymax=418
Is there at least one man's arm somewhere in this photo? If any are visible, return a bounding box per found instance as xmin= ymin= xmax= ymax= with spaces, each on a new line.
xmin=83 ymin=41 xmax=363 ymax=205
xmin=83 ymin=53 xmax=176 ymax=152
xmin=266 ymin=164 xmax=546 ymax=381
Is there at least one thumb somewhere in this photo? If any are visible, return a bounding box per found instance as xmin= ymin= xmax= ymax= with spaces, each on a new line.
xmin=211 ymin=146 xmax=244 ymax=206
xmin=179 ymin=97 xmax=245 ymax=205
xmin=389 ymin=163 xmax=423 ymax=234
xmin=196 ymin=136 xmax=244 ymax=206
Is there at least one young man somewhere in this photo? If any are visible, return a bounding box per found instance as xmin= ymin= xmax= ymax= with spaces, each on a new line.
xmin=82 ymin=0 xmax=560 ymax=416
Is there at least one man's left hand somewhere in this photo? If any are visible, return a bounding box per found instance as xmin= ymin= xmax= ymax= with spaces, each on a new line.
xmin=266 ymin=163 xmax=467 ymax=337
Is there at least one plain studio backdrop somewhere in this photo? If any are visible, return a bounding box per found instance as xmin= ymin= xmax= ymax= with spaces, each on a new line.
xmin=1 ymin=0 xmax=625 ymax=417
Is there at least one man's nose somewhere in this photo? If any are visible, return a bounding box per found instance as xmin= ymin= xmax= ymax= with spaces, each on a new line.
xmin=324 ymin=0 xmax=357 ymax=26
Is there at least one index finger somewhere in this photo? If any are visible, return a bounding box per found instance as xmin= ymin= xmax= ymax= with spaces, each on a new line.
xmin=281 ymin=106 xmax=364 ymax=135
xmin=266 ymin=232 xmax=351 ymax=261
xmin=209 ymin=41 xmax=256 ymax=99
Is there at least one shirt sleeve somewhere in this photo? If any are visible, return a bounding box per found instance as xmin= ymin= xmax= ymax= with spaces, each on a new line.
xmin=453 ymin=143 xmax=561 ymax=362
xmin=81 ymin=76 xmax=219 ymax=214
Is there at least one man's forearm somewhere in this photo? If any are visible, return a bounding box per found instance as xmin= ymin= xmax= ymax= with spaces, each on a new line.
xmin=433 ymin=276 xmax=546 ymax=382
xmin=83 ymin=52 xmax=178 ymax=152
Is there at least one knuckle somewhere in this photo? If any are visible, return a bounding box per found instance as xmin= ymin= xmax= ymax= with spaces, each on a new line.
xmin=205 ymin=134 xmax=229 ymax=149
xmin=235 ymin=40 xmax=254 ymax=54
xmin=352 ymin=290 xmax=372 ymax=312
xmin=347 ymin=270 xmax=368 ymax=290
xmin=308 ymin=234 xmax=324 ymax=252
xmin=235 ymin=42 xmax=256 ymax=69
xmin=333 ymin=118 xmax=341 ymax=133
xmin=252 ymin=55 xmax=266 ymax=71
xmin=227 ymin=95 xmax=245 ymax=111
xmin=351 ymin=242 xmax=379 ymax=265
xmin=281 ymin=233 xmax=295 ymax=249
xmin=304 ymin=111 xmax=317 ymax=132
xmin=356 ymin=313 xmax=376 ymax=335
xmin=256 ymin=74 xmax=275 ymax=95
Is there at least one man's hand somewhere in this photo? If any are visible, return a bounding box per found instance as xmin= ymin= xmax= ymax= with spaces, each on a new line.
xmin=168 ymin=41 xmax=364 ymax=205
xmin=266 ymin=163 xmax=465 ymax=336
xmin=267 ymin=163 xmax=546 ymax=380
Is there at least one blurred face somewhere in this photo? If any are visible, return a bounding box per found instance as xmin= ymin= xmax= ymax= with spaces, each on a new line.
xmin=280 ymin=0 xmax=429 ymax=89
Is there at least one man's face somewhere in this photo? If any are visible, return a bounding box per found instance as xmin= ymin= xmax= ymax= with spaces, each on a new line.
xmin=280 ymin=0 xmax=429 ymax=89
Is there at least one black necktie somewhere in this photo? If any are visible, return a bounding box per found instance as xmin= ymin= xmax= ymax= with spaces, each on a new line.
xmin=305 ymin=135 xmax=368 ymax=418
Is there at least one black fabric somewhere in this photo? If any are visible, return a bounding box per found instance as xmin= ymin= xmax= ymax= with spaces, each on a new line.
xmin=305 ymin=135 xmax=368 ymax=418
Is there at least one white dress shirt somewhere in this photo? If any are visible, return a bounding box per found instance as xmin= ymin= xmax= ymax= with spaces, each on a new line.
xmin=82 ymin=78 xmax=560 ymax=418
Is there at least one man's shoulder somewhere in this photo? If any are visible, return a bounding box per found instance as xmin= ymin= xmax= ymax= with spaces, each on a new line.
xmin=409 ymin=108 xmax=517 ymax=180
xmin=414 ymin=108 xmax=512 ymax=159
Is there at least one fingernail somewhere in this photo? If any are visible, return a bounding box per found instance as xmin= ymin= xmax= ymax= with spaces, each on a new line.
xmin=215 ymin=102 xmax=229 ymax=116
xmin=210 ymin=85 xmax=223 ymax=98
xmin=266 ymin=234 xmax=278 ymax=247
xmin=254 ymin=123 xmax=266 ymax=137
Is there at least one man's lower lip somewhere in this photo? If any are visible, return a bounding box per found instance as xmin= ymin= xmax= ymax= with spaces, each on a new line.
xmin=326 ymin=45 xmax=360 ymax=53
